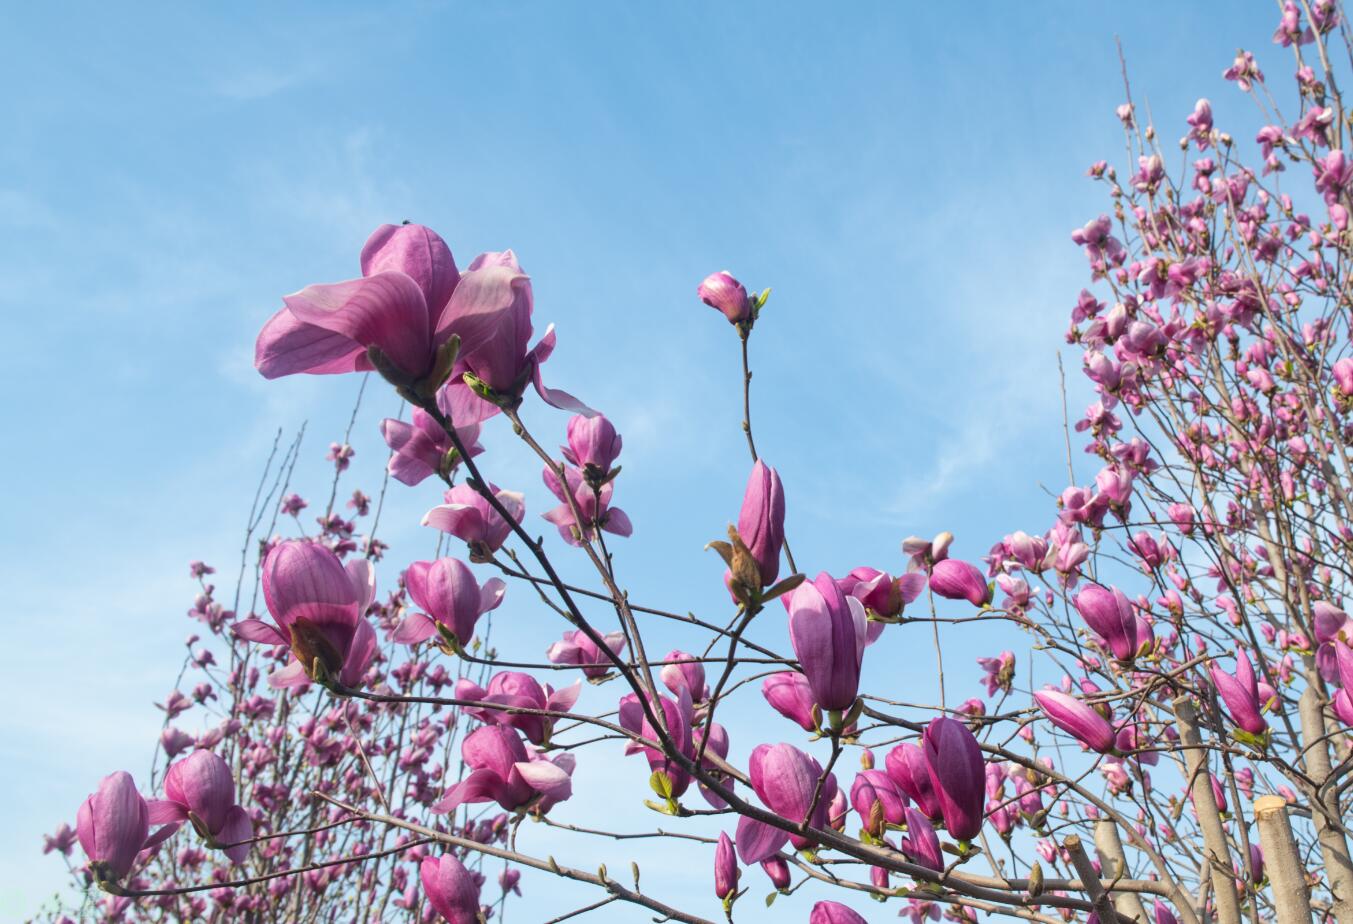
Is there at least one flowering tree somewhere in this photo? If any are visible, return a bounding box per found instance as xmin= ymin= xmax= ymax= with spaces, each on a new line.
xmin=34 ymin=3 xmax=1353 ymax=922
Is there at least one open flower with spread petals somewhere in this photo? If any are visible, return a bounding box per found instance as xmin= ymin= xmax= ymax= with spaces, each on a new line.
xmin=256 ymin=223 xmax=463 ymax=386
xmin=432 ymin=725 xmax=574 ymax=815
xmin=232 ymin=541 xmax=377 ymax=689
xmin=456 ymin=671 xmax=581 ymax=746
xmin=391 ymin=557 xmax=505 ymax=651
xmin=420 ymin=854 xmax=483 ymax=924
xmin=734 ymin=743 xmax=838 ymax=864
xmin=422 ymin=483 xmax=525 ymax=556
xmin=541 ymin=463 xmax=633 ymax=547
xmin=380 ymin=405 xmax=483 ymax=487
xmin=146 ymin=750 xmax=252 ymax=864
xmin=546 ymin=629 xmax=627 ymax=680
xmin=836 ymin=566 xmax=926 ymax=644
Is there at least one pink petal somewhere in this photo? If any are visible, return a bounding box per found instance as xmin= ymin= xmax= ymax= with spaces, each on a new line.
xmin=283 ymin=273 xmax=432 ymax=379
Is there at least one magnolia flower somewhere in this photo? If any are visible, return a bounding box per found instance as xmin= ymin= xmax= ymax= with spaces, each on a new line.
xmin=810 ymin=901 xmax=870 ymax=924
xmin=885 ymin=742 xmax=941 ymax=821
xmin=850 ymin=769 xmax=906 ymax=836
xmin=391 ymin=557 xmax=505 ymax=649
xmin=1210 ymin=651 xmax=1268 ymax=736
xmin=255 ymin=223 xmax=461 ymax=383
xmin=232 ymin=541 xmax=377 ymax=689
xmin=929 ymin=558 xmax=991 ymax=606
xmin=1034 ymin=689 xmax=1116 ymax=753
xmin=561 ymin=414 xmax=622 ymax=477
xmin=546 ymin=629 xmax=627 ymax=680
xmin=902 ymin=807 xmax=943 ymax=871
xmin=698 ymin=271 xmax=752 ymax=324
xmin=761 ymin=671 xmax=819 ymax=732
xmin=422 ymin=483 xmax=525 ymax=555
xmin=1074 ymin=584 xmax=1140 ymax=661
xmin=439 ymin=249 xmax=595 ymax=422
xmin=923 ymin=718 xmax=986 ymax=841
xmin=619 ymin=687 xmax=696 ymax=797
xmin=735 ymin=743 xmax=838 ymax=864
xmin=737 ymin=461 xmax=786 ymax=588
xmin=660 ymin=650 xmax=710 ymax=703
xmin=76 ymin=772 xmax=150 ymax=883
xmin=787 ymin=573 xmax=868 ymax=712
xmin=420 ymin=854 xmax=483 ymax=924
xmin=541 ymin=463 xmax=633 ymax=546
xmin=432 ymin=726 xmax=573 ymax=815
xmin=147 ymin=750 xmax=252 ymax=864
xmin=455 ymin=671 xmax=581 ymax=745
xmin=713 ymin=831 xmax=739 ymax=900
xmin=380 ymin=405 xmax=483 ymax=487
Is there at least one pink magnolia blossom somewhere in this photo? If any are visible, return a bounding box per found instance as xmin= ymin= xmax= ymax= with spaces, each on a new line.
xmin=541 ymin=463 xmax=633 ymax=546
xmin=546 ymin=629 xmax=626 ymax=680
xmin=923 ymin=717 xmax=985 ymax=841
xmin=255 ymin=223 xmax=461 ymax=383
xmin=734 ymin=743 xmax=838 ymax=864
xmin=737 ymin=461 xmax=786 ymax=588
xmin=391 ymin=557 xmax=505 ymax=649
xmin=713 ymin=831 xmax=738 ymax=900
xmin=422 ymin=483 xmax=525 ymax=554
xmin=1033 ymin=689 xmax=1116 ymax=754
xmin=147 ymin=750 xmax=252 ymax=864
xmin=1210 ymin=651 xmax=1268 ymax=736
xmin=420 ymin=854 xmax=483 ymax=924
xmin=761 ymin=671 xmax=818 ymax=732
xmin=698 ymin=271 xmax=752 ymax=324
xmin=455 ymin=671 xmax=581 ymax=745
xmin=810 ymin=901 xmax=870 ymax=924
xmin=885 ymin=742 xmax=941 ymax=821
xmin=432 ymin=725 xmax=574 ymax=815
xmin=380 ymin=406 xmax=484 ymax=487
xmin=76 ymin=771 xmax=151 ymax=883
xmin=561 ymin=413 xmax=622 ymax=477
xmin=232 ymin=541 xmax=377 ymax=690
xmin=928 ymin=558 xmax=991 ymax=607
xmin=787 ymin=573 xmax=868 ymax=712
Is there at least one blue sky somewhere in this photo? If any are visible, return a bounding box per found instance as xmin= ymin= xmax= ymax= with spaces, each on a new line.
xmin=2 ymin=2 xmax=1278 ymax=920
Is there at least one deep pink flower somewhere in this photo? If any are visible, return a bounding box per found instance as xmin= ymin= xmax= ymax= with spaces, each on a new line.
xmin=439 ymin=249 xmax=595 ymax=422
xmin=810 ymin=901 xmax=869 ymax=924
xmin=422 ymin=483 xmax=525 ymax=554
xmin=391 ymin=557 xmax=505 ymax=649
xmin=76 ymin=771 xmax=150 ymax=883
xmin=1210 ymin=651 xmax=1268 ymax=736
xmin=850 ymin=769 xmax=906 ymax=835
xmin=541 ymin=464 xmax=633 ymax=546
xmin=836 ymin=566 xmax=926 ymax=644
xmin=923 ymin=717 xmax=985 ymax=841
xmin=381 ymin=405 xmax=483 ymax=487
xmin=1074 ymin=584 xmax=1140 ymax=661
xmin=546 ymin=629 xmax=627 ymax=680
xmin=787 ymin=573 xmax=868 ymax=712
xmin=698 ymin=271 xmax=752 ymax=324
xmin=735 ymin=743 xmax=838 ymax=864
xmin=455 ymin=671 xmax=581 ymax=745
xmin=885 ymin=742 xmax=941 ymax=822
xmin=147 ymin=750 xmax=252 ymax=864
xmin=761 ymin=856 xmax=791 ymax=890
xmin=736 ymin=461 xmax=786 ymax=588
xmin=420 ymin=853 xmax=482 ymax=924
xmin=432 ymin=725 xmax=573 ymax=815
xmin=43 ymin=823 xmax=77 ymax=856
xmin=929 ymin=559 xmax=991 ymax=606
xmin=902 ymin=807 xmax=943 ymax=871
xmin=761 ymin=671 xmax=819 ymax=732
xmin=256 ymin=223 xmax=461 ymax=383
xmin=1314 ymin=601 xmax=1352 ymax=681
xmin=561 ymin=414 xmax=622 ymax=477
xmin=1034 ymin=689 xmax=1116 ymax=753
xmin=232 ymin=541 xmax=377 ymax=689
xmin=976 ymin=651 xmax=1016 ymax=697
xmin=618 ymin=687 xmax=696 ymax=797
xmin=713 ymin=831 xmax=739 ymax=900
xmin=660 ymin=650 xmax=709 ymax=703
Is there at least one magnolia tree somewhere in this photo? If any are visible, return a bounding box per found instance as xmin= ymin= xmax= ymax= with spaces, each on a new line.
xmin=34 ymin=3 xmax=1353 ymax=922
